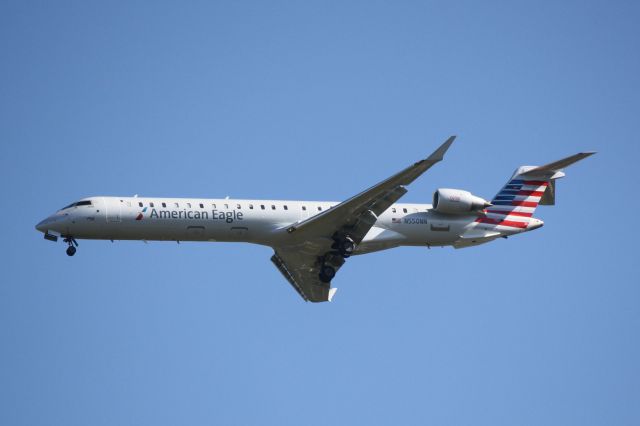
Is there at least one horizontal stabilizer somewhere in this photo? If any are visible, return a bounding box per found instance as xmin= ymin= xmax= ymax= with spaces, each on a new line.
xmin=491 ymin=151 xmax=595 ymax=210
xmin=520 ymin=152 xmax=596 ymax=178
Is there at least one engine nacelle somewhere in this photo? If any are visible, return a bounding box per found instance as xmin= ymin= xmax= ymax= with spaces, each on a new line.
xmin=432 ymin=188 xmax=491 ymax=214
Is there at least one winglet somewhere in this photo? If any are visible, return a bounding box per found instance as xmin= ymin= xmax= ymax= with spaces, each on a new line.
xmin=427 ymin=135 xmax=456 ymax=162
xmin=328 ymin=288 xmax=338 ymax=302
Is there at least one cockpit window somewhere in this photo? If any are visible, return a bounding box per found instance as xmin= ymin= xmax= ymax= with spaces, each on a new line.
xmin=61 ymin=200 xmax=92 ymax=210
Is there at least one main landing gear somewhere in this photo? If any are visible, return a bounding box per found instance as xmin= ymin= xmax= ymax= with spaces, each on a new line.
xmin=331 ymin=235 xmax=356 ymax=258
xmin=318 ymin=235 xmax=356 ymax=283
xmin=336 ymin=236 xmax=355 ymax=258
xmin=63 ymin=236 xmax=78 ymax=256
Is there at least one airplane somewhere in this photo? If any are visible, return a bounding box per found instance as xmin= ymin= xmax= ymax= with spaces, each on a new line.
xmin=35 ymin=137 xmax=594 ymax=302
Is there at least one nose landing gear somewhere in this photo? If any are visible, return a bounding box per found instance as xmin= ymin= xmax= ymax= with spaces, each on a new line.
xmin=63 ymin=236 xmax=78 ymax=256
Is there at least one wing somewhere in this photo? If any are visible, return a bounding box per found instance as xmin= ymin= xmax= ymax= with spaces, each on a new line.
xmin=285 ymin=135 xmax=455 ymax=243
xmin=271 ymin=136 xmax=456 ymax=302
xmin=271 ymin=248 xmax=344 ymax=302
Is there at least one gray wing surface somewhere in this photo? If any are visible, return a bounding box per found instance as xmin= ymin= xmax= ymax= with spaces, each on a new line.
xmin=271 ymin=249 xmax=345 ymax=302
xmin=271 ymin=136 xmax=456 ymax=302
xmin=285 ymin=135 xmax=456 ymax=241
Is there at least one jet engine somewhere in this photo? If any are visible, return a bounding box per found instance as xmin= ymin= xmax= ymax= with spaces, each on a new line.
xmin=432 ymin=188 xmax=491 ymax=214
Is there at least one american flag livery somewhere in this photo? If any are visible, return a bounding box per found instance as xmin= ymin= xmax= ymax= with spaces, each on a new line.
xmin=475 ymin=178 xmax=549 ymax=229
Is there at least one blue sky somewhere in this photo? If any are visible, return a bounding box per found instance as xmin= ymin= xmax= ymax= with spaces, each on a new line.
xmin=1 ymin=1 xmax=639 ymax=425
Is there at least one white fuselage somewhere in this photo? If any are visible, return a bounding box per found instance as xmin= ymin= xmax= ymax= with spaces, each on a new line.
xmin=36 ymin=196 xmax=537 ymax=254
xmin=33 ymin=139 xmax=591 ymax=303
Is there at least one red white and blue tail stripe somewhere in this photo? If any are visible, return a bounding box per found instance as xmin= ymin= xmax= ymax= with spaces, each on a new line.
xmin=475 ymin=174 xmax=548 ymax=229
xmin=474 ymin=152 xmax=594 ymax=230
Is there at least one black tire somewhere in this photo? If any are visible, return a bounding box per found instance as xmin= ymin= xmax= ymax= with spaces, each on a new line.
xmin=319 ymin=273 xmax=331 ymax=283
xmin=66 ymin=246 xmax=76 ymax=256
xmin=319 ymin=264 xmax=335 ymax=282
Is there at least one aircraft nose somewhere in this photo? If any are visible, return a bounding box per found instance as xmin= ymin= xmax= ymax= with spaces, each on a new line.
xmin=35 ymin=215 xmax=61 ymax=233
xmin=35 ymin=218 xmax=48 ymax=233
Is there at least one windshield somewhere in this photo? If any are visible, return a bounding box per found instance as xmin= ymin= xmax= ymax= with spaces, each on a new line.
xmin=61 ymin=200 xmax=92 ymax=210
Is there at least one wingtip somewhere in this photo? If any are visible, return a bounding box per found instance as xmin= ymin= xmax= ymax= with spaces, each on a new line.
xmin=328 ymin=288 xmax=338 ymax=302
xmin=443 ymin=135 xmax=457 ymax=147
xmin=427 ymin=135 xmax=456 ymax=161
xmin=575 ymin=151 xmax=597 ymax=161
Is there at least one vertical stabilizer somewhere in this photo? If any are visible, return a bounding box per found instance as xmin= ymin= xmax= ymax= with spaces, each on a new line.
xmin=475 ymin=152 xmax=594 ymax=230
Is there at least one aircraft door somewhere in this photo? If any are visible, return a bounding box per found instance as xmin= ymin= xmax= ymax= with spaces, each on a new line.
xmin=105 ymin=198 xmax=122 ymax=223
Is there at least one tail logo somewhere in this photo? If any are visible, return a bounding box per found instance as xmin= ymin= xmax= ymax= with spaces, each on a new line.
xmin=476 ymin=179 xmax=549 ymax=229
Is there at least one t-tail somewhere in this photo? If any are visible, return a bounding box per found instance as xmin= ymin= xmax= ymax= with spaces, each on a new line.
xmin=477 ymin=151 xmax=596 ymax=230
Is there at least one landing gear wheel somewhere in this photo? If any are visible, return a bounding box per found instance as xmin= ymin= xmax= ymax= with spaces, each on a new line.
xmin=338 ymin=238 xmax=355 ymax=258
xmin=319 ymin=264 xmax=336 ymax=283
xmin=63 ymin=236 xmax=78 ymax=256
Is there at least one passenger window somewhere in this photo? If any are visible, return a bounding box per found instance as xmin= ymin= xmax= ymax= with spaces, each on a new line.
xmin=150 ymin=202 xmax=154 ymax=208
xmin=162 ymin=202 xmax=166 ymax=208
xmin=249 ymin=204 xmax=254 ymax=209
xmin=392 ymin=208 xmax=396 ymax=213
xmin=302 ymin=206 xmax=307 ymax=211
xmin=187 ymin=203 xmax=192 ymax=208
xmin=138 ymin=202 xmax=143 ymax=207
xmin=261 ymin=205 xmax=265 ymax=210
xmin=212 ymin=203 xmax=216 ymax=208
xmin=199 ymin=203 xmax=204 ymax=208
xmin=237 ymin=204 xmax=241 ymax=209
xmin=284 ymin=205 xmax=288 ymax=210
xmin=403 ymin=208 xmax=407 ymax=213
xmin=224 ymin=204 xmax=228 ymax=209
xmin=317 ymin=206 xmax=322 ymax=211
xmin=174 ymin=202 xmax=179 ymax=208
xmin=271 ymin=205 xmax=276 ymax=210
